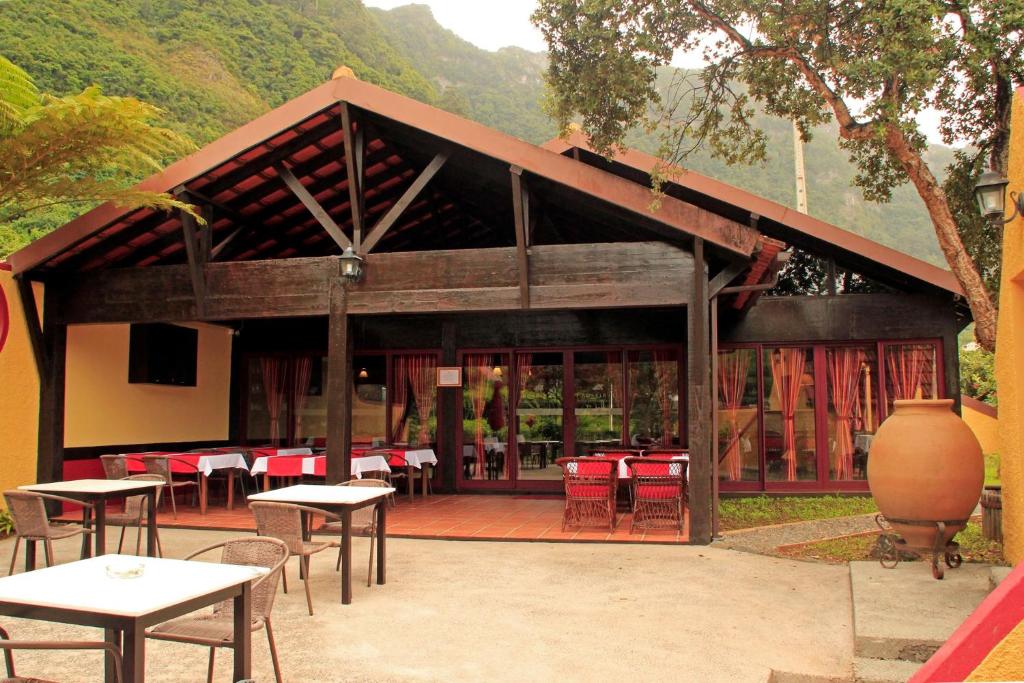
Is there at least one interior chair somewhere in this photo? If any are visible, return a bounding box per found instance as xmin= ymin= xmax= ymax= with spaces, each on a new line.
xmin=554 ymin=458 xmax=618 ymax=531
xmin=623 ymin=457 xmax=688 ymax=533
xmin=146 ymin=536 xmax=289 ymax=683
xmin=249 ymin=502 xmax=333 ymax=616
xmin=99 ymin=454 xmax=129 ymax=480
xmin=321 ymin=479 xmax=389 ymax=587
xmin=143 ymin=455 xmax=200 ymax=519
xmin=1 ymin=624 xmax=124 ymax=683
xmin=367 ymin=449 xmax=404 ymax=503
xmin=3 ymin=491 xmax=94 ymax=575
xmin=103 ymin=474 xmax=165 ymax=557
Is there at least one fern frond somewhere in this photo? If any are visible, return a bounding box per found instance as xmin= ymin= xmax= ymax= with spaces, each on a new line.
xmin=0 ymin=54 xmax=40 ymax=134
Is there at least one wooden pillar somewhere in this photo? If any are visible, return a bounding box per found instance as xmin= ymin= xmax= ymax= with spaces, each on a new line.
xmin=326 ymin=278 xmax=353 ymax=484
xmin=37 ymin=285 xmax=67 ymax=485
xmin=687 ymin=238 xmax=712 ymax=544
xmin=440 ymin=321 xmax=458 ymax=493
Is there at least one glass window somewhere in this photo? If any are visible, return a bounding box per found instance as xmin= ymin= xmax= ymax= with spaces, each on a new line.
xmin=293 ymin=356 xmax=327 ymax=446
xmin=763 ymin=347 xmax=817 ymax=482
xmin=825 ymin=347 xmax=878 ymax=481
xmin=574 ymin=351 xmax=624 ymax=454
xmin=883 ymin=342 xmax=940 ymax=411
xmin=391 ymin=354 xmax=438 ymax=449
xmin=627 ymin=349 xmax=680 ymax=448
xmin=462 ymin=353 xmax=510 ymax=480
xmin=717 ymin=348 xmax=760 ymax=482
xmin=246 ymin=356 xmax=286 ymax=446
xmin=352 ymin=355 xmax=387 ymax=447
xmin=515 ymin=352 xmax=564 ymax=481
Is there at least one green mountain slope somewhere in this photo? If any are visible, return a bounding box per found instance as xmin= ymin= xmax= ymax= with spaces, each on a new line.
xmin=0 ymin=0 xmax=948 ymax=266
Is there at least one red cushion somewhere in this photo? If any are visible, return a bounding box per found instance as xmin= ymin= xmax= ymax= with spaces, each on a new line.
xmin=566 ymin=484 xmax=612 ymax=498
xmin=636 ymin=484 xmax=680 ymax=499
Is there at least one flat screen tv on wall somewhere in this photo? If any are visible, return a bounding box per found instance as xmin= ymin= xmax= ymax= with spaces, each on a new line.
xmin=128 ymin=323 xmax=198 ymax=387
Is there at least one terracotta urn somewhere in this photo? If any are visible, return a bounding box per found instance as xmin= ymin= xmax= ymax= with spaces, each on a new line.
xmin=867 ymin=399 xmax=983 ymax=549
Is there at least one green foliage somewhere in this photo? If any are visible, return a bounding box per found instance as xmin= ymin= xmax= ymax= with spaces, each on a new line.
xmin=944 ymin=150 xmax=1003 ymax=297
xmin=960 ymin=344 xmax=997 ymax=406
xmin=0 ymin=509 xmax=12 ymax=536
xmin=718 ymin=494 xmax=877 ymax=531
xmin=985 ymin=453 xmax=1000 ymax=486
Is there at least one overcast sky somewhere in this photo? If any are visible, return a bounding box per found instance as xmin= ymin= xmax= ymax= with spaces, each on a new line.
xmin=364 ymin=0 xmax=947 ymax=145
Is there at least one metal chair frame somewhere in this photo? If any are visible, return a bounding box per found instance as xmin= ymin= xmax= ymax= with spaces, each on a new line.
xmin=1 ymin=624 xmax=124 ymax=683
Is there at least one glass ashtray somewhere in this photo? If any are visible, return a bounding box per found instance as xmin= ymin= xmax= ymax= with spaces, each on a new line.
xmin=105 ymin=558 xmax=146 ymax=579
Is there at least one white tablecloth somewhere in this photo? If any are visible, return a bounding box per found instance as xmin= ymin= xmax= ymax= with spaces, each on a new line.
xmin=193 ymin=452 xmax=249 ymax=477
xmin=251 ymin=454 xmax=394 ymax=479
xmin=396 ymin=449 xmax=438 ymax=469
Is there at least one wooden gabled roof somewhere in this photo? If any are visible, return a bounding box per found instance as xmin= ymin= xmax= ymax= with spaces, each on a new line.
xmin=542 ymin=131 xmax=963 ymax=298
xmin=7 ymin=76 xmax=760 ymax=276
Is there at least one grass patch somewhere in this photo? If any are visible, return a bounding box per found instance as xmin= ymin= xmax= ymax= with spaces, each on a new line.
xmin=985 ymin=453 xmax=1000 ymax=486
xmin=777 ymin=520 xmax=1006 ymax=566
xmin=719 ymin=495 xmax=877 ymax=531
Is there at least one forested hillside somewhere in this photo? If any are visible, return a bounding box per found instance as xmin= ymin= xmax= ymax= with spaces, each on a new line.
xmin=0 ymin=0 xmax=948 ymax=264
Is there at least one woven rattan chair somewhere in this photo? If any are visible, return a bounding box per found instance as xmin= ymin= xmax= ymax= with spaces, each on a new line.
xmin=1 ymin=624 xmax=124 ymax=683
xmin=366 ymin=448 xmax=403 ymax=504
xmin=142 ymin=455 xmax=200 ymax=519
xmin=554 ymin=457 xmax=618 ymax=531
xmin=146 ymin=536 xmax=288 ymax=683
xmin=249 ymin=502 xmax=334 ymax=616
xmin=104 ymin=474 xmax=165 ymax=557
xmin=322 ymin=479 xmax=388 ymax=586
xmin=3 ymin=491 xmax=94 ymax=575
xmin=624 ymin=457 xmax=688 ymax=533
xmin=99 ymin=454 xmax=129 ymax=480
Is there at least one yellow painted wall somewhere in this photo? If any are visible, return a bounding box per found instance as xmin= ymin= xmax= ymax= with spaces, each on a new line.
xmin=996 ymin=89 xmax=1024 ymax=565
xmin=0 ymin=268 xmax=41 ymax=500
xmin=64 ymin=323 xmax=232 ymax=447
xmin=967 ymin=618 xmax=1024 ymax=681
xmin=962 ymin=398 xmax=999 ymax=456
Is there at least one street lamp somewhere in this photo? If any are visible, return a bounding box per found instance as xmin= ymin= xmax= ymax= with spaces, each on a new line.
xmin=340 ymin=246 xmax=364 ymax=282
xmin=973 ymin=169 xmax=1021 ymax=222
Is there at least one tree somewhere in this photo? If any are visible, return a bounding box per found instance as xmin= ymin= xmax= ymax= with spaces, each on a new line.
xmin=0 ymin=55 xmax=197 ymax=257
xmin=533 ymin=1 xmax=1024 ymax=352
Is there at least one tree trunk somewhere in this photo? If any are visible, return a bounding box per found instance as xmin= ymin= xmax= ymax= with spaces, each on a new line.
xmin=885 ymin=128 xmax=997 ymax=352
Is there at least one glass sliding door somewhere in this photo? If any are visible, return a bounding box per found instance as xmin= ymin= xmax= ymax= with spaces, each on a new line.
xmin=628 ymin=349 xmax=681 ymax=448
xmin=390 ymin=353 xmax=439 ymax=450
xmin=883 ymin=342 xmax=940 ymax=410
xmin=461 ymin=353 xmax=510 ymax=481
xmin=825 ymin=346 xmax=878 ymax=481
xmin=716 ymin=348 xmax=760 ymax=483
xmin=515 ymin=351 xmax=565 ymax=482
xmin=763 ymin=347 xmax=817 ymax=483
xmin=573 ymin=351 xmax=624 ymax=454
xmin=352 ymin=355 xmax=387 ymax=446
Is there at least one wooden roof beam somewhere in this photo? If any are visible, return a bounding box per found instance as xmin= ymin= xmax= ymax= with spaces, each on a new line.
xmin=510 ymin=165 xmax=530 ymax=308
xmin=361 ymin=151 xmax=449 ymax=254
xmin=274 ymin=162 xmax=352 ymax=250
xmin=340 ymin=102 xmax=365 ymax=250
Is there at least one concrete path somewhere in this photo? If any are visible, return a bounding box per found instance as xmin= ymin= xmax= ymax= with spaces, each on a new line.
xmin=717 ymin=514 xmax=879 ymax=555
xmin=0 ymin=528 xmax=855 ymax=682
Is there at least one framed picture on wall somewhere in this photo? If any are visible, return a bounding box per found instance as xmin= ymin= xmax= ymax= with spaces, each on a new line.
xmin=436 ymin=366 xmax=462 ymax=387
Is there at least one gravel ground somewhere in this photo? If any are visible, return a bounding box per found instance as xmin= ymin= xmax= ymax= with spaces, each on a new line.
xmin=716 ymin=513 xmax=880 ymax=555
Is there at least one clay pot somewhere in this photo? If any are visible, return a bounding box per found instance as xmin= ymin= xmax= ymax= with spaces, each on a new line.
xmin=867 ymin=399 xmax=983 ymax=550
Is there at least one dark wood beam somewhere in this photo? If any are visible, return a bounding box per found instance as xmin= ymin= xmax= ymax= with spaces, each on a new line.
xmin=275 ymin=162 xmax=352 ymax=250
xmin=687 ymin=237 xmax=712 ymax=544
xmin=708 ymin=259 xmax=749 ymax=299
xmin=340 ymin=103 xmax=365 ymax=250
xmin=325 ymin=277 xmax=352 ymax=484
xmin=15 ymin=276 xmax=46 ymax=376
xmin=210 ymin=225 xmax=246 ymax=260
xmin=361 ymin=151 xmax=449 ymax=254
xmin=510 ymin=166 xmax=530 ymax=308
xmin=180 ymin=208 xmax=207 ymax=317
xmin=440 ymin=320 xmax=458 ymax=493
xmin=37 ymin=285 xmax=67 ymax=486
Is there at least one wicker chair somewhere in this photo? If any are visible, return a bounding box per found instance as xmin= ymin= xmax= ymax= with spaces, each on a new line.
xmin=624 ymin=457 xmax=688 ymax=533
xmin=554 ymin=457 xmax=618 ymax=531
xmin=1 ymin=624 xmax=124 ymax=683
xmin=3 ymin=491 xmax=94 ymax=575
xmin=99 ymin=454 xmax=129 ymax=480
xmin=249 ymin=502 xmax=334 ymax=616
xmin=142 ymin=455 xmax=200 ymax=519
xmin=366 ymin=448 xmax=403 ymax=501
xmin=322 ymin=479 xmax=388 ymax=586
xmin=146 ymin=536 xmax=288 ymax=683
xmin=103 ymin=474 xmax=165 ymax=557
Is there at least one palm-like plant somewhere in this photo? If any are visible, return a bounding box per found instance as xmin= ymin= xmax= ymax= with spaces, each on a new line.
xmin=0 ymin=55 xmax=198 ymax=254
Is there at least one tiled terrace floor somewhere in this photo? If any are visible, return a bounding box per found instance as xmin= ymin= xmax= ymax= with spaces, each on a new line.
xmin=63 ymin=493 xmax=689 ymax=543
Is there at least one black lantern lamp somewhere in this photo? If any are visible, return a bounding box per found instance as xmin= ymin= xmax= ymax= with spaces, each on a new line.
xmin=340 ymin=246 xmax=364 ymax=282
xmin=974 ymin=170 xmax=1020 ymax=222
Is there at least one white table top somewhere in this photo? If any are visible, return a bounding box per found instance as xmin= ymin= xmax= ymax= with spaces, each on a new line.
xmin=0 ymin=555 xmax=265 ymax=619
xmin=248 ymin=484 xmax=395 ymax=506
xmin=20 ymin=479 xmax=163 ymax=495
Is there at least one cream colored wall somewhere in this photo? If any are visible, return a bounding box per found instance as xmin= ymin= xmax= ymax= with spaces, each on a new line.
xmin=64 ymin=323 xmax=232 ymax=447
xmin=0 ymin=268 xmax=41 ymax=498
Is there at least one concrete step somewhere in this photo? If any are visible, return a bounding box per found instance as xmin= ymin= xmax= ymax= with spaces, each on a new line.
xmin=989 ymin=565 xmax=1011 ymax=591
xmin=769 ymin=670 xmax=851 ymax=683
xmin=853 ymin=657 xmax=922 ymax=683
xmin=850 ymin=561 xmax=990 ymax=662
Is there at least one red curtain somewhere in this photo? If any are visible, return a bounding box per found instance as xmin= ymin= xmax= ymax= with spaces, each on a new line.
xmin=467 ymin=353 xmax=491 ymax=479
xmin=886 ymin=345 xmax=933 ymax=400
xmin=827 ymin=348 xmax=865 ymax=480
xmin=515 ymin=353 xmax=532 ymax=408
xmin=259 ymin=357 xmax=286 ymax=445
xmin=406 ymin=354 xmax=437 ymax=446
xmin=718 ymin=350 xmax=750 ymax=481
xmin=290 ymin=357 xmax=313 ymax=444
xmin=769 ymin=348 xmax=806 ymax=482
xmin=652 ymin=350 xmax=677 ymax=446
xmin=390 ymin=355 xmax=408 ymax=444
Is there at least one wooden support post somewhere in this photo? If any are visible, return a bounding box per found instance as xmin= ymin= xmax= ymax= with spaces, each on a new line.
xmin=510 ymin=165 xmax=530 ymax=308
xmin=361 ymin=151 xmax=449 ymax=254
xmin=37 ymin=285 xmax=67 ymax=486
xmin=340 ymin=102 xmax=364 ymax=251
xmin=180 ymin=209 xmax=207 ymax=318
xmin=710 ymin=298 xmax=720 ymax=538
xmin=687 ymin=238 xmax=712 ymax=544
xmin=15 ymin=277 xmax=45 ymax=377
xmin=326 ymin=278 xmax=353 ymax=484
xmin=275 ymin=162 xmax=352 ymax=250
xmin=440 ymin=321 xmax=458 ymax=493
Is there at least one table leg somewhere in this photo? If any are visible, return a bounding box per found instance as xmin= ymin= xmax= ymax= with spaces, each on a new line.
xmin=226 ymin=469 xmax=235 ymax=511
xmin=81 ymin=505 xmax=93 ymax=559
xmin=232 ymin=581 xmax=253 ymax=682
xmin=298 ymin=512 xmax=310 ymax=580
xmin=421 ymin=466 xmax=428 ymax=498
xmin=122 ymin=621 xmax=144 ymax=683
xmin=375 ymin=502 xmax=386 ymax=586
xmin=24 ymin=539 xmax=36 ymax=572
xmin=94 ymin=501 xmax=106 ymax=557
xmin=341 ymin=510 xmax=352 ymax=604
xmin=199 ymin=474 xmax=208 ymax=515
xmin=406 ymin=465 xmax=415 ymax=502
xmin=145 ymin=491 xmax=158 ymax=557
xmin=103 ymin=628 xmax=120 ymax=683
